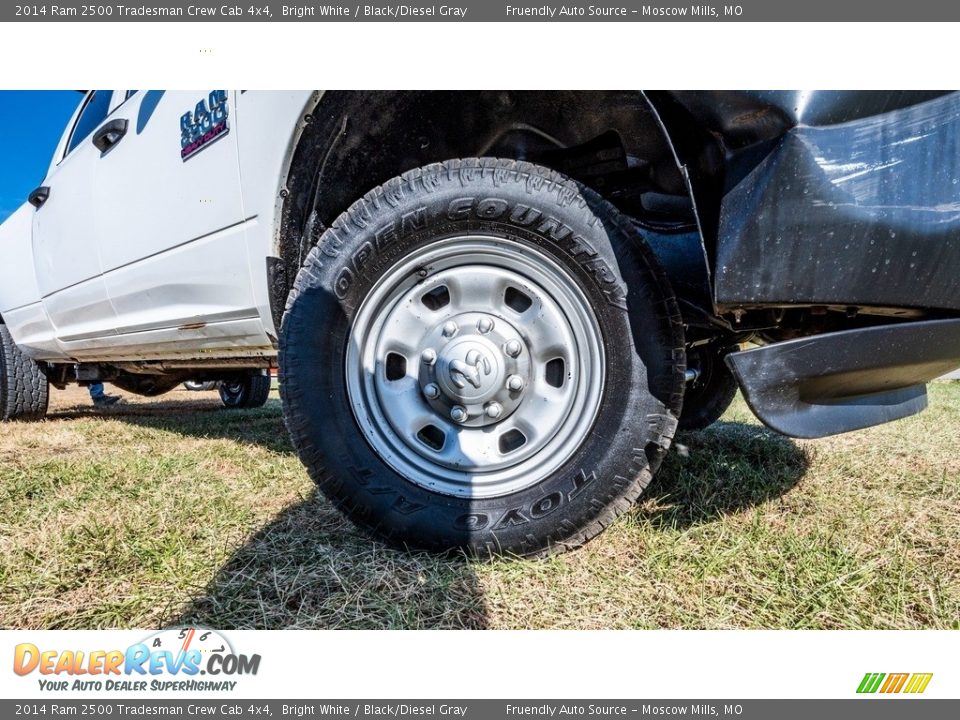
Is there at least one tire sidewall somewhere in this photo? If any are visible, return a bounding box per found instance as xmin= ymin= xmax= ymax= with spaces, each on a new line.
xmin=282 ymin=160 xmax=683 ymax=555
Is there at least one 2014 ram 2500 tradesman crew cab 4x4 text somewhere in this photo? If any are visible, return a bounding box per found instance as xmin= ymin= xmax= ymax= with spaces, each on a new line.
xmin=2 ymin=90 xmax=959 ymax=556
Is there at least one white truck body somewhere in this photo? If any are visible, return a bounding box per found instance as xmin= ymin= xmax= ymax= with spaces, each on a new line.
xmin=0 ymin=90 xmax=316 ymax=363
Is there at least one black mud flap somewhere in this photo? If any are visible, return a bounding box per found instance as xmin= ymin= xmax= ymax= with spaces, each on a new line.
xmin=725 ymin=318 xmax=960 ymax=439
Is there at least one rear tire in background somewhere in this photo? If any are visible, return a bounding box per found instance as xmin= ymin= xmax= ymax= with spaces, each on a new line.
xmin=0 ymin=324 xmax=49 ymax=422
xmin=219 ymin=372 xmax=271 ymax=409
xmin=184 ymin=380 xmax=219 ymax=392
xmin=280 ymin=158 xmax=685 ymax=557
xmin=678 ymin=345 xmax=739 ymax=432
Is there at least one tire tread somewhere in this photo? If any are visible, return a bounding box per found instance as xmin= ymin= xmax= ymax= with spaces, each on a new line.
xmin=0 ymin=324 xmax=49 ymax=422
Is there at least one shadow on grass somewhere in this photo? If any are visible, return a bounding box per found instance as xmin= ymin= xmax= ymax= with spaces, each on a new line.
xmin=170 ymin=491 xmax=490 ymax=629
xmin=640 ymin=421 xmax=810 ymax=531
xmin=50 ymin=394 xmax=294 ymax=455
xmin=87 ymin=401 xmax=808 ymax=628
xmin=63 ymin=394 xmax=489 ymax=628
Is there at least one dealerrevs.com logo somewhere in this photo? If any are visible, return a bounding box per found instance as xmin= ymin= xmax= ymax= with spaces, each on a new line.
xmin=13 ymin=628 xmax=260 ymax=692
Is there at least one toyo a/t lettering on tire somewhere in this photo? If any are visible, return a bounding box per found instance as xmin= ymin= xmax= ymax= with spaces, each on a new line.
xmin=280 ymin=158 xmax=685 ymax=557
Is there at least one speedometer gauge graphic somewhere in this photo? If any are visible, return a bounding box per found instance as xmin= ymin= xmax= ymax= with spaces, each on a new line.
xmin=140 ymin=627 xmax=234 ymax=660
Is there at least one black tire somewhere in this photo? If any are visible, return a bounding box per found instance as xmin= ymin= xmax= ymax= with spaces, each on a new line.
xmin=218 ymin=372 xmax=271 ymax=409
xmin=0 ymin=324 xmax=49 ymax=422
xmin=677 ymin=345 xmax=739 ymax=432
xmin=280 ymin=158 xmax=685 ymax=557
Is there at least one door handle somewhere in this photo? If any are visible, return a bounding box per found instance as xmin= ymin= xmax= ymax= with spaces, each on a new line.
xmin=28 ymin=186 xmax=50 ymax=209
xmin=92 ymin=118 xmax=129 ymax=154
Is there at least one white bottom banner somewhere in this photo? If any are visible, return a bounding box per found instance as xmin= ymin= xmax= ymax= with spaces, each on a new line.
xmin=3 ymin=630 xmax=954 ymax=699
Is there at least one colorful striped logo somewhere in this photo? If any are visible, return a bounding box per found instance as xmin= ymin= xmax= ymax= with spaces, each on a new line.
xmin=857 ymin=672 xmax=933 ymax=694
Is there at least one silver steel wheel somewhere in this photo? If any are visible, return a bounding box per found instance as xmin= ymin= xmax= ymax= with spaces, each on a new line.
xmin=346 ymin=236 xmax=605 ymax=499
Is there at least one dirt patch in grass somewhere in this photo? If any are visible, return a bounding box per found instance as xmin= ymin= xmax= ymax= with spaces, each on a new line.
xmin=2 ymin=384 xmax=958 ymax=629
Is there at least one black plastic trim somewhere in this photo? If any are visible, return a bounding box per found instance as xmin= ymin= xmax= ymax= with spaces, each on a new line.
xmin=726 ymin=318 xmax=960 ymax=438
xmin=265 ymin=256 xmax=287 ymax=340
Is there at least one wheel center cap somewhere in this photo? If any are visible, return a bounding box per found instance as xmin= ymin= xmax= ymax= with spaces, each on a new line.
xmin=449 ymin=348 xmax=491 ymax=389
xmin=415 ymin=311 xmax=531 ymax=428
xmin=437 ymin=338 xmax=502 ymax=402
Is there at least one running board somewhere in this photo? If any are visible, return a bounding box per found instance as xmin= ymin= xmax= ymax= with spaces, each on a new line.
xmin=725 ymin=318 xmax=960 ymax=438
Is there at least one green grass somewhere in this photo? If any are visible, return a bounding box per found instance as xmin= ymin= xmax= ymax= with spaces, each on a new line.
xmin=1 ymin=384 xmax=958 ymax=629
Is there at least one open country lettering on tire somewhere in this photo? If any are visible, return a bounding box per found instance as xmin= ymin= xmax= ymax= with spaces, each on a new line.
xmin=2 ymin=91 xmax=959 ymax=556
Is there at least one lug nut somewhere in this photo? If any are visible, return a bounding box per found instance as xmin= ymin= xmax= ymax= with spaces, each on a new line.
xmin=450 ymin=405 xmax=468 ymax=423
xmin=506 ymin=375 xmax=525 ymax=392
xmin=421 ymin=348 xmax=437 ymax=365
xmin=477 ymin=317 xmax=495 ymax=334
xmin=424 ymin=383 xmax=440 ymax=400
xmin=504 ymin=340 xmax=522 ymax=357
xmin=485 ymin=402 xmax=503 ymax=419
xmin=442 ymin=321 xmax=458 ymax=338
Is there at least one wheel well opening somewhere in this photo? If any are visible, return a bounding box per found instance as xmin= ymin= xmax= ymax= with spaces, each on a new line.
xmin=273 ymin=91 xmax=698 ymax=327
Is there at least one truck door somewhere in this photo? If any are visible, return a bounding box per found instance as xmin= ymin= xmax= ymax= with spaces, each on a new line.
xmin=31 ymin=90 xmax=121 ymax=357
xmin=91 ymin=90 xmax=259 ymax=351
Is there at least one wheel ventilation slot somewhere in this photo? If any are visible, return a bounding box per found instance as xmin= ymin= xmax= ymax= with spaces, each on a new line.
xmin=504 ymin=286 xmax=533 ymax=313
xmin=421 ymin=285 xmax=451 ymax=311
xmin=385 ymin=353 xmax=407 ymax=381
xmin=417 ymin=425 xmax=446 ymax=451
xmin=498 ymin=429 xmax=527 ymax=454
xmin=545 ymin=358 xmax=566 ymax=388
